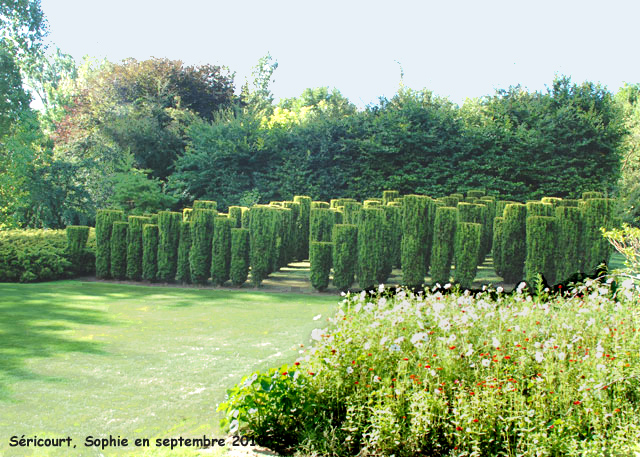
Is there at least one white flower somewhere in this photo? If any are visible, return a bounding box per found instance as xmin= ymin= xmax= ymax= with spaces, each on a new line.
xmin=557 ymin=352 xmax=566 ymax=361
xmin=389 ymin=344 xmax=401 ymax=353
xmin=311 ymin=328 xmax=325 ymax=341
xmin=378 ymin=283 xmax=385 ymax=293
xmin=492 ymin=337 xmax=500 ymax=348
xmin=481 ymin=359 xmax=491 ymax=368
xmin=313 ymin=314 xmax=322 ymax=321
xmin=535 ymin=351 xmax=544 ymax=363
xmin=596 ymin=364 xmax=606 ymax=371
xmin=444 ymin=283 xmax=451 ymax=289
xmin=380 ymin=336 xmax=389 ymax=346
xmin=364 ymin=341 xmax=371 ymax=350
xmin=346 ymin=366 xmax=354 ymax=374
xmin=497 ymin=286 xmax=504 ymax=293
xmin=517 ymin=282 xmax=527 ymax=293
xmin=410 ymin=332 xmax=429 ymax=347
xmin=622 ymin=278 xmax=634 ymax=289
xmin=394 ymin=336 xmax=405 ymax=344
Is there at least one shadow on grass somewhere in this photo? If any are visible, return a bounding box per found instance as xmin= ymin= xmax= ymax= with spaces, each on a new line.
xmin=0 ymin=283 xmax=112 ymax=400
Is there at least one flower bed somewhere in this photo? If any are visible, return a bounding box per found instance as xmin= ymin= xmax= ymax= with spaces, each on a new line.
xmin=220 ymin=279 xmax=640 ymax=456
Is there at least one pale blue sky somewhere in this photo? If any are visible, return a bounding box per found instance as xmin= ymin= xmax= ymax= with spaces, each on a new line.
xmin=41 ymin=0 xmax=639 ymax=107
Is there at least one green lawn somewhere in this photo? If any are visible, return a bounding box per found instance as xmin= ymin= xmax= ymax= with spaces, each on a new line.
xmin=0 ymin=281 xmax=338 ymax=456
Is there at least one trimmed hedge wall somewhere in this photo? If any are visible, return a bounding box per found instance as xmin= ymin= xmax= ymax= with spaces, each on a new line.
xmin=310 ymin=241 xmax=332 ymax=291
xmin=126 ymin=216 xmax=150 ymax=280
xmin=526 ymin=201 xmax=554 ymax=217
xmin=249 ymin=205 xmax=275 ymax=287
xmin=492 ymin=217 xmax=505 ymax=278
xmin=193 ymin=200 xmax=217 ymax=210
xmin=142 ymin=224 xmax=159 ymax=281
xmin=293 ymin=196 xmax=312 ymax=260
xmin=453 ymin=222 xmax=482 ymax=289
xmin=430 ymin=206 xmax=457 ymax=285
xmin=110 ymin=221 xmax=128 ymax=279
xmin=401 ymin=195 xmax=431 ymax=287
xmin=358 ymin=207 xmax=386 ymax=290
xmin=95 ymin=209 xmax=125 ymax=279
xmin=310 ymin=208 xmax=334 ymax=243
xmin=157 ymin=211 xmax=182 ymax=282
xmin=382 ymin=190 xmax=400 ymax=205
xmin=343 ymin=201 xmax=362 ymax=225
xmin=189 ymin=209 xmax=217 ymax=284
xmin=554 ymin=206 xmax=583 ymax=283
xmin=581 ymin=198 xmax=616 ymax=273
xmin=230 ymin=228 xmax=250 ymax=286
xmin=501 ymin=203 xmax=527 ymax=283
xmin=211 ymin=216 xmax=232 ymax=286
xmin=525 ymin=216 xmax=557 ymax=285
xmin=332 ymin=224 xmax=357 ymax=292
xmin=176 ymin=221 xmax=192 ymax=283
xmin=228 ymin=206 xmax=244 ymax=228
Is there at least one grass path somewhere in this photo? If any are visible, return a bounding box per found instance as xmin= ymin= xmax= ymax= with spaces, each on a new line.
xmin=0 ymin=281 xmax=338 ymax=456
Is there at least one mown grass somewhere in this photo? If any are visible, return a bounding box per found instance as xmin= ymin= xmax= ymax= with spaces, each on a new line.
xmin=0 ymin=281 xmax=338 ymax=456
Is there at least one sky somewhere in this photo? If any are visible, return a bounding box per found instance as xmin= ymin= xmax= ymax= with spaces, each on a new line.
xmin=40 ymin=0 xmax=640 ymax=107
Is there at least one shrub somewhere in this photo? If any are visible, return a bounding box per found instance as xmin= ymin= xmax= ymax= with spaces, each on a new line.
xmin=126 ymin=216 xmax=151 ymax=280
xmin=193 ymin=200 xmax=217 ymax=210
xmin=310 ymin=208 xmax=334 ymax=243
xmin=332 ymin=209 xmax=343 ymax=225
xmin=110 ymin=221 xmax=128 ymax=279
xmin=343 ymin=201 xmax=362 ymax=225
xmin=95 ymin=209 xmax=125 ymax=279
xmin=430 ymin=206 xmax=457 ymax=285
xmin=526 ymin=201 xmax=554 ymax=217
xmin=363 ymin=200 xmax=381 ymax=208
xmin=495 ymin=200 xmax=517 ymax=218
xmin=283 ymin=201 xmax=302 ymax=262
xmin=555 ymin=206 xmax=583 ymax=283
xmin=332 ymin=224 xmax=357 ymax=292
xmin=382 ymin=190 xmax=399 ymax=205
xmin=582 ymin=191 xmax=604 ymax=200
xmin=457 ymin=202 xmax=488 ymax=263
xmin=309 ymin=241 xmax=332 ymax=291
xmin=156 ymin=211 xmax=182 ymax=282
xmin=311 ymin=201 xmax=330 ymax=209
xmin=581 ymin=198 xmax=616 ymax=274
xmin=211 ymin=216 xmax=232 ymax=286
xmin=358 ymin=207 xmax=386 ymax=290
xmin=293 ymin=196 xmax=312 ymax=260
xmin=401 ymin=195 xmax=431 ymax=287
xmin=467 ymin=189 xmax=485 ymax=199
xmin=525 ymin=216 xmax=557 ymax=285
xmin=66 ymin=225 xmax=92 ymax=275
xmin=249 ymin=205 xmax=275 ymax=287
xmin=442 ymin=195 xmax=460 ymax=207
xmin=501 ymin=203 xmax=526 ymax=283
xmin=241 ymin=206 xmax=251 ymax=229
xmin=189 ymin=209 xmax=217 ymax=284
xmin=453 ymin=222 xmax=481 ymax=289
xmin=176 ymin=221 xmax=192 ymax=283
xmin=383 ymin=204 xmax=402 ymax=269
xmin=230 ymin=228 xmax=250 ymax=286
xmin=492 ymin=217 xmax=504 ymax=277
xmin=228 ymin=206 xmax=244 ymax=228
xmin=541 ymin=196 xmax=562 ymax=206
xmin=557 ymin=199 xmax=579 ymax=207
xmin=182 ymin=208 xmax=193 ymax=221
xmin=142 ymin=224 xmax=159 ymax=281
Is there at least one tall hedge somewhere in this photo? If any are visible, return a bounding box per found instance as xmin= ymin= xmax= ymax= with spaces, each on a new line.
xmin=311 ymin=201 xmax=330 ymax=209
xmin=479 ymin=196 xmax=496 ymax=252
xmin=467 ymin=189 xmax=486 ymax=199
xmin=554 ymin=206 xmax=583 ymax=283
xmin=249 ymin=205 xmax=275 ymax=286
xmin=581 ymin=198 xmax=616 ymax=273
xmin=109 ymin=222 xmax=128 ymax=279
xmin=442 ymin=195 xmax=461 ymax=207
xmin=142 ymin=224 xmax=159 ymax=281
xmin=293 ymin=196 xmax=312 ymax=260
xmin=332 ymin=224 xmax=358 ymax=292
xmin=230 ymin=228 xmax=250 ymax=286
xmin=363 ymin=200 xmax=381 ymax=208
xmin=343 ymin=201 xmax=363 ymax=225
xmin=430 ymin=206 xmax=457 ymax=285
xmin=95 ymin=209 xmax=125 ymax=279
xmin=526 ymin=201 xmax=554 ymax=217
xmin=501 ymin=203 xmax=527 ymax=283
xmin=401 ymin=195 xmax=430 ymax=287
xmin=228 ymin=206 xmax=244 ymax=228
xmin=176 ymin=221 xmax=192 ymax=283
xmin=66 ymin=226 xmax=90 ymax=254
xmin=189 ymin=209 xmax=217 ymax=284
xmin=525 ymin=216 xmax=557 ymax=285
xmin=283 ymin=201 xmax=302 ymax=263
xmin=309 ymin=241 xmax=332 ymax=291
xmin=211 ymin=216 xmax=232 ymax=286
xmin=126 ymin=216 xmax=151 ymax=280
xmin=453 ymin=222 xmax=482 ymax=289
xmin=358 ymin=207 xmax=386 ymax=290
xmin=183 ymin=208 xmax=193 ymax=221
xmin=492 ymin=217 xmax=505 ymax=277
xmin=310 ymin=208 xmax=334 ymax=243
xmin=582 ymin=191 xmax=604 ymax=200
xmin=457 ymin=202 xmax=489 ymax=263
xmin=541 ymin=197 xmax=563 ymax=207
xmin=157 ymin=211 xmax=182 ymax=282
xmin=193 ymin=200 xmax=217 ymax=211
xmin=384 ymin=204 xmax=402 ymax=269
xmin=382 ymin=190 xmax=400 ymax=205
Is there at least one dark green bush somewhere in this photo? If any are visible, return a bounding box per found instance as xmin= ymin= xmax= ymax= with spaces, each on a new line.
xmin=358 ymin=207 xmax=386 ymax=290
xmin=332 ymin=224 xmax=357 ymax=292
xmin=526 ymin=201 xmax=554 ymax=217
xmin=241 ymin=206 xmax=251 ymax=229
xmin=230 ymin=228 xmax=250 ymax=286
xmin=554 ymin=206 xmax=583 ymax=282
xmin=343 ymin=201 xmax=362 ymax=225
xmin=311 ymin=201 xmax=330 ymax=209
xmin=110 ymin=221 xmax=128 ymax=279
xmin=557 ymin=199 xmax=579 ymax=207
xmin=457 ymin=202 xmax=488 ymax=263
xmin=467 ymin=189 xmax=486 ymax=199
xmin=582 ymin=191 xmax=604 ymax=200
xmin=383 ymin=205 xmax=402 ymax=269
xmin=126 ymin=216 xmax=151 ymax=280
xmin=193 ymin=200 xmax=217 ymax=210
xmin=189 ymin=209 xmax=217 ymax=284
xmin=310 ymin=208 xmax=334 ymax=243
xmin=293 ymin=196 xmax=312 ymax=260
xmin=453 ymin=222 xmax=481 ymax=289
xmin=430 ymin=206 xmax=457 ymax=285
xmin=95 ymin=209 xmax=125 ymax=279
xmin=142 ymin=224 xmax=159 ymax=281
xmin=382 ymin=190 xmax=400 ymax=205
xmin=581 ymin=198 xmax=616 ymax=273
xmin=157 ymin=211 xmax=182 ymax=282
xmin=442 ymin=195 xmax=460 ymax=207
xmin=501 ymin=203 xmax=527 ymax=283
xmin=496 ymin=200 xmax=517 ymax=219
xmin=401 ymin=195 xmax=431 ymax=287
xmin=492 ymin=217 xmax=505 ymax=277
xmin=363 ymin=200 xmax=381 ymax=208
xmin=249 ymin=205 xmax=276 ymax=287
xmin=310 ymin=241 xmax=332 ymax=291
xmin=228 ymin=206 xmax=244 ymax=228
xmin=211 ymin=216 xmax=232 ymax=286
xmin=283 ymin=201 xmax=302 ymax=263
xmin=176 ymin=221 xmax=192 ymax=283
xmin=525 ymin=216 xmax=557 ymax=285
xmin=66 ymin=225 xmax=92 ymax=276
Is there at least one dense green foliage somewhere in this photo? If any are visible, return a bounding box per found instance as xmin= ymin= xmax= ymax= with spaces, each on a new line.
xmin=453 ymin=222 xmax=482 ymax=288
xmin=109 ymin=221 xmax=128 ymax=279
xmin=95 ymin=209 xmax=125 ymax=279
xmin=156 ymin=211 xmax=181 ymax=281
xmin=357 ymin=207 xmax=386 ymax=290
xmin=501 ymin=203 xmax=527 ymax=283
xmin=293 ymin=196 xmax=311 ymax=260
xmin=176 ymin=221 xmax=192 ymax=283
xmin=492 ymin=217 xmax=505 ymax=277
xmin=401 ymin=195 xmax=430 ymax=287
xmin=555 ymin=206 xmax=583 ymax=282
xmin=581 ymin=198 xmax=616 ymax=273
xmin=189 ymin=209 xmax=216 ymax=284
xmin=525 ymin=216 xmax=557 ymax=285
xmin=309 ymin=208 xmax=334 ymax=243
xmin=230 ymin=228 xmax=250 ymax=286
xmin=430 ymin=206 xmax=457 ymax=285
xmin=141 ymin=224 xmax=158 ymax=281
xmin=249 ymin=205 xmax=275 ymax=286
xmin=125 ymin=215 xmax=150 ymax=280
xmin=211 ymin=216 xmax=232 ymax=286
xmin=331 ymin=224 xmax=357 ymax=292
xmin=309 ymin=241 xmax=332 ymax=291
